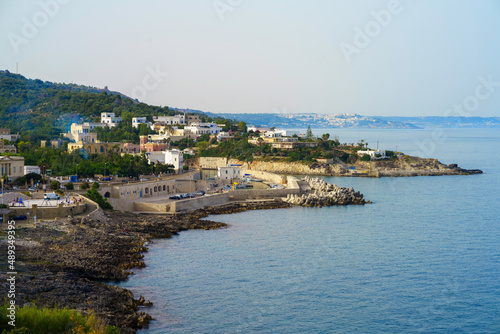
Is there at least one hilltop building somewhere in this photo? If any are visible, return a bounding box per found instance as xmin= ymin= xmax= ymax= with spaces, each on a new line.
xmin=101 ymin=112 xmax=122 ymax=127
xmin=0 ymin=129 xmax=20 ymax=142
xmin=153 ymin=114 xmax=185 ymax=125
xmin=63 ymin=123 xmax=103 ymax=143
xmin=184 ymin=123 xmax=222 ymax=137
xmin=132 ymin=117 xmax=149 ymax=128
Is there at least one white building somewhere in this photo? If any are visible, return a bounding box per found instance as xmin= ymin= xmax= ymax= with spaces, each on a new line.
xmin=153 ymin=115 xmax=185 ymax=125
xmin=185 ymin=123 xmax=222 ymax=136
xmin=217 ymin=132 xmax=234 ymax=141
xmin=146 ymin=152 xmax=166 ymax=165
xmin=357 ymin=150 xmax=386 ymax=159
xmin=218 ymin=165 xmax=241 ymax=180
xmin=24 ymin=166 xmax=41 ymax=175
xmin=275 ymin=129 xmax=299 ymax=137
xmin=101 ymin=112 xmax=122 ymax=127
xmin=248 ymin=126 xmax=270 ymax=133
xmin=146 ymin=149 xmax=184 ymax=172
xmin=132 ymin=117 xmax=149 ymax=128
xmin=165 ymin=149 xmax=184 ymax=171
xmin=263 ymin=130 xmax=282 ymax=138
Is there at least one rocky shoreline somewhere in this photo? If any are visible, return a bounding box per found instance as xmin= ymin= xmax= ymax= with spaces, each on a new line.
xmin=0 ymin=200 xmax=290 ymax=333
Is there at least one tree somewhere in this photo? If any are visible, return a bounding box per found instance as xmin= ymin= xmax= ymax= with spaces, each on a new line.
xmin=306 ymin=126 xmax=313 ymax=139
xmin=86 ymin=183 xmax=113 ymax=209
xmin=238 ymin=121 xmax=247 ymax=133
xmin=322 ymin=133 xmax=330 ymax=141
xmin=66 ymin=182 xmax=74 ymax=190
xmin=49 ymin=180 xmax=60 ymax=190
xmin=360 ymin=154 xmax=371 ymax=162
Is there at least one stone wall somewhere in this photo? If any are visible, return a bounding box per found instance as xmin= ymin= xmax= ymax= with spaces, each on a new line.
xmin=133 ymin=201 xmax=169 ymax=213
xmin=168 ymin=193 xmax=229 ymax=212
xmin=10 ymin=200 xmax=88 ymax=220
xmin=199 ymin=157 xmax=228 ymax=169
xmin=227 ymin=188 xmax=300 ymax=201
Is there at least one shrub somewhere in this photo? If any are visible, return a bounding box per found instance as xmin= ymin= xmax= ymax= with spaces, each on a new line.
xmin=66 ymin=182 xmax=74 ymax=190
xmin=49 ymin=180 xmax=60 ymax=190
xmin=360 ymin=154 xmax=371 ymax=162
xmin=80 ymin=182 xmax=90 ymax=190
xmin=0 ymin=303 xmax=120 ymax=334
xmin=85 ymin=184 xmax=113 ymax=210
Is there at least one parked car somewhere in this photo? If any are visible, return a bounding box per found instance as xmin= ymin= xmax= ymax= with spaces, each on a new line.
xmin=29 ymin=187 xmax=37 ymax=192
xmin=60 ymin=185 xmax=66 ymax=190
xmin=195 ymin=191 xmax=205 ymax=196
xmin=103 ymin=177 xmax=111 ymax=181
xmin=169 ymin=195 xmax=181 ymax=200
xmin=13 ymin=215 xmax=27 ymax=220
xmin=44 ymin=192 xmax=60 ymax=200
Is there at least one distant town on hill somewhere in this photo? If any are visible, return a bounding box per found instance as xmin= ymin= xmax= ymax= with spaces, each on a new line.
xmin=206 ymin=112 xmax=500 ymax=129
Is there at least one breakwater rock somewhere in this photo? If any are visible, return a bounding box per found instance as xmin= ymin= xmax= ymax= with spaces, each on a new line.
xmin=284 ymin=176 xmax=368 ymax=207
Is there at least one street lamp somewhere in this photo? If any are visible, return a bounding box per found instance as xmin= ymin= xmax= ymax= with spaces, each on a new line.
xmin=104 ymin=163 xmax=107 ymax=179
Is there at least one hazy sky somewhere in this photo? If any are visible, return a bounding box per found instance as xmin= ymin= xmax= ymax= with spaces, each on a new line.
xmin=1 ymin=0 xmax=500 ymax=117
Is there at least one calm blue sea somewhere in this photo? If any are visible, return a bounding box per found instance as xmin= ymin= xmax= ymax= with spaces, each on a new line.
xmin=117 ymin=129 xmax=500 ymax=333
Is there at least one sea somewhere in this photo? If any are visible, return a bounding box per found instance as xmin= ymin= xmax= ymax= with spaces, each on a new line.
xmin=116 ymin=128 xmax=500 ymax=334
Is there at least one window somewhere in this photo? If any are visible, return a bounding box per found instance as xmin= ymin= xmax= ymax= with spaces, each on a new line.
xmin=13 ymin=167 xmax=15 ymax=173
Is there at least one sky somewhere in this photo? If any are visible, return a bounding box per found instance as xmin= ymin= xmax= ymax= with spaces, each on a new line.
xmin=1 ymin=0 xmax=500 ymax=117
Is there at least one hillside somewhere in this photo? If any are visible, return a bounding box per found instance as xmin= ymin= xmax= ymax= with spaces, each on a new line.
xmin=0 ymin=70 xmax=177 ymax=142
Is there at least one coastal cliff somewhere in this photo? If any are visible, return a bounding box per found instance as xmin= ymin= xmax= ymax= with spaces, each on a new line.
xmin=226 ymin=156 xmax=482 ymax=177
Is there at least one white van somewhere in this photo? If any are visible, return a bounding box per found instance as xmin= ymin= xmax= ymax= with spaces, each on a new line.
xmin=44 ymin=192 xmax=60 ymax=200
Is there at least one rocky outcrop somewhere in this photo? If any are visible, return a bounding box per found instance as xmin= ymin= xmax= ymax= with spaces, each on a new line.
xmin=284 ymin=176 xmax=368 ymax=207
xmin=370 ymin=156 xmax=483 ymax=176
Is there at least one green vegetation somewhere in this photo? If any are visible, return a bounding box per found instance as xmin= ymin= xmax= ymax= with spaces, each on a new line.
xmin=85 ymin=183 xmax=113 ymax=210
xmin=11 ymin=142 xmax=170 ymax=178
xmin=0 ymin=303 xmax=119 ymax=334
xmin=360 ymin=154 xmax=371 ymax=162
xmin=0 ymin=70 xmax=175 ymax=143
xmin=13 ymin=173 xmax=42 ymax=187
xmin=195 ymin=133 xmax=348 ymax=164
xmin=49 ymin=180 xmax=60 ymax=190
